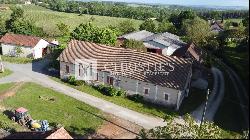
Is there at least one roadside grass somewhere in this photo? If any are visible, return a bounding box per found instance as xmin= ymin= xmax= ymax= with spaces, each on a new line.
xmin=0 ymin=5 xmax=143 ymax=36
xmin=0 ymin=82 xmax=104 ymax=135
xmin=50 ymin=76 xmax=177 ymax=119
xmin=1 ymin=55 xmax=33 ymax=64
xmin=0 ymin=83 xmax=13 ymax=94
xmin=0 ymin=69 xmax=12 ymax=79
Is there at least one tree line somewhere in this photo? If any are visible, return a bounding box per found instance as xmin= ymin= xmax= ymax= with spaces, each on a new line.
xmin=30 ymin=0 xmax=249 ymax=22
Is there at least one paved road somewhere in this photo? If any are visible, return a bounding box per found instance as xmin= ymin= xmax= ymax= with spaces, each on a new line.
xmin=192 ymin=67 xmax=225 ymax=123
xmin=0 ymin=61 xmax=166 ymax=129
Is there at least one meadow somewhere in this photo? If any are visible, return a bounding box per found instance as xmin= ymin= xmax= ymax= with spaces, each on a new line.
xmin=0 ymin=5 xmax=143 ymax=36
xmin=0 ymin=82 xmax=104 ymax=135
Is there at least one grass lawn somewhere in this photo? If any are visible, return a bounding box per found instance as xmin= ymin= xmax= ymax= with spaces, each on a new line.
xmin=0 ymin=82 xmax=104 ymax=135
xmin=0 ymin=83 xmax=13 ymax=94
xmin=1 ymin=55 xmax=33 ymax=64
xmin=0 ymin=5 xmax=143 ymax=36
xmin=50 ymin=77 xmax=177 ymax=119
xmin=0 ymin=69 xmax=12 ymax=79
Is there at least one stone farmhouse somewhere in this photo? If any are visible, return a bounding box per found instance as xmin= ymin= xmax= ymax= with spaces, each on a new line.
xmin=59 ymin=40 xmax=193 ymax=110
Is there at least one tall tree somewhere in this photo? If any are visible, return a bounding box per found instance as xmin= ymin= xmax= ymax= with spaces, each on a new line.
xmin=182 ymin=17 xmax=211 ymax=47
xmin=0 ymin=15 xmax=6 ymax=35
xmin=169 ymin=10 xmax=196 ymax=30
xmin=117 ymin=20 xmax=136 ymax=34
xmin=5 ymin=6 xmax=24 ymax=30
xmin=71 ymin=22 xmax=117 ymax=45
xmin=139 ymin=19 xmax=156 ymax=33
xmin=157 ymin=20 xmax=176 ymax=33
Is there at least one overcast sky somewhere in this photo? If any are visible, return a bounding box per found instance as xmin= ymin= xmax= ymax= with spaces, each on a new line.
xmin=98 ymin=0 xmax=249 ymax=7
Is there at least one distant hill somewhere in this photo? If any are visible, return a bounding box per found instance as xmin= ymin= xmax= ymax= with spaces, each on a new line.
xmin=77 ymin=0 xmax=249 ymax=10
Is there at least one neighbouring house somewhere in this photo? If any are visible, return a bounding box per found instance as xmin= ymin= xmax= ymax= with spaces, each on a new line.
xmin=118 ymin=30 xmax=187 ymax=56
xmin=172 ymin=42 xmax=204 ymax=64
xmin=209 ymin=20 xmax=224 ymax=33
xmin=59 ymin=40 xmax=193 ymax=110
xmin=0 ymin=33 xmax=51 ymax=59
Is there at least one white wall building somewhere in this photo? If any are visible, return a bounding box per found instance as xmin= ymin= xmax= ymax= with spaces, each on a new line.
xmin=0 ymin=33 xmax=50 ymax=59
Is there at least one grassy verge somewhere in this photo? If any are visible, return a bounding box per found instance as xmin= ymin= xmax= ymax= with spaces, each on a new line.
xmin=50 ymin=77 xmax=177 ymax=119
xmin=0 ymin=82 xmax=104 ymax=135
xmin=1 ymin=55 xmax=33 ymax=64
xmin=0 ymin=69 xmax=12 ymax=79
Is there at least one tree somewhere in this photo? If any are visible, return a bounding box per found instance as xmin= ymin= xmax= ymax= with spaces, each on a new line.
xmin=71 ymin=22 xmax=117 ymax=45
xmin=157 ymin=20 xmax=176 ymax=33
xmin=138 ymin=114 xmax=227 ymax=139
xmin=56 ymin=22 xmax=70 ymax=36
xmin=182 ymin=17 xmax=211 ymax=47
xmin=5 ymin=6 xmax=24 ymax=31
xmin=169 ymin=10 xmax=196 ymax=30
xmin=96 ymin=28 xmax=117 ymax=45
xmin=11 ymin=19 xmax=45 ymax=36
xmin=139 ymin=19 xmax=156 ymax=32
xmin=0 ymin=15 xmax=6 ymax=35
xmin=123 ymin=39 xmax=146 ymax=52
xmin=118 ymin=20 xmax=136 ymax=34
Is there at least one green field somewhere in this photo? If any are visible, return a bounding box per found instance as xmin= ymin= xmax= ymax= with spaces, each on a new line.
xmin=0 ymin=82 xmax=104 ymax=135
xmin=0 ymin=5 xmax=143 ymax=36
xmin=0 ymin=69 xmax=12 ymax=79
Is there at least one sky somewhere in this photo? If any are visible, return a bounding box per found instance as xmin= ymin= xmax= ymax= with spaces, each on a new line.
xmin=98 ymin=0 xmax=249 ymax=7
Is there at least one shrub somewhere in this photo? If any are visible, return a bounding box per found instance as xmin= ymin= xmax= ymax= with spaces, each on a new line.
xmin=75 ymin=80 xmax=85 ymax=86
xmin=68 ymin=76 xmax=77 ymax=85
xmin=96 ymin=84 xmax=125 ymax=97
xmin=127 ymin=94 xmax=144 ymax=102
xmin=117 ymin=89 xmax=126 ymax=96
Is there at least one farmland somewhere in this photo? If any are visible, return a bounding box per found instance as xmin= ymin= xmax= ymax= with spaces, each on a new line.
xmin=0 ymin=5 xmax=143 ymax=36
xmin=0 ymin=82 xmax=104 ymax=135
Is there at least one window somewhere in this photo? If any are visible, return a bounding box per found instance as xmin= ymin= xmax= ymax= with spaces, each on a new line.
xmin=79 ymin=64 xmax=81 ymax=76
xmin=66 ymin=65 xmax=69 ymax=73
xmin=107 ymin=76 xmax=114 ymax=85
xmin=144 ymin=88 xmax=149 ymax=95
xmin=164 ymin=93 xmax=169 ymax=101
xmin=96 ymin=73 xmax=99 ymax=81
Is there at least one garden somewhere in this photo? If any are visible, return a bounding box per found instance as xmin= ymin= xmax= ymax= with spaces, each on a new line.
xmin=0 ymin=82 xmax=104 ymax=136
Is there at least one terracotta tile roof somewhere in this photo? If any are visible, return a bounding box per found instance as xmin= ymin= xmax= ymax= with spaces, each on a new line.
xmin=46 ymin=127 xmax=73 ymax=139
xmin=59 ymin=40 xmax=193 ymax=90
xmin=0 ymin=33 xmax=41 ymax=47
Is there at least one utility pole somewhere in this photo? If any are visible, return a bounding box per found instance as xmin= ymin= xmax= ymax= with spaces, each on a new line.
xmin=200 ymin=89 xmax=210 ymax=129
